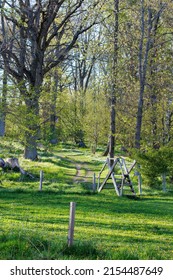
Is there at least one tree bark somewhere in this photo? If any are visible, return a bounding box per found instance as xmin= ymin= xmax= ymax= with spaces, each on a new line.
xmin=24 ymin=89 xmax=40 ymax=160
xmin=0 ymin=1 xmax=7 ymax=137
xmin=0 ymin=69 xmax=7 ymax=137
xmin=135 ymin=2 xmax=166 ymax=149
xmin=24 ymin=134 xmax=38 ymax=161
xmin=0 ymin=157 xmax=34 ymax=178
xmin=149 ymin=7 xmax=164 ymax=148
xmin=50 ymin=71 xmax=59 ymax=144
xmin=135 ymin=2 xmax=152 ymax=149
xmin=109 ymin=0 xmax=119 ymax=162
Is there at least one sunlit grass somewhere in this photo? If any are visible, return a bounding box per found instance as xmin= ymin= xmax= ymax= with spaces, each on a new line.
xmin=0 ymin=139 xmax=173 ymax=259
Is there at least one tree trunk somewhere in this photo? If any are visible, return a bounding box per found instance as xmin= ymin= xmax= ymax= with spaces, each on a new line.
xmin=0 ymin=157 xmax=34 ymax=178
xmin=24 ymin=134 xmax=38 ymax=160
xmin=0 ymin=116 xmax=5 ymax=137
xmin=135 ymin=3 xmax=152 ymax=149
xmin=163 ymin=109 xmax=173 ymax=145
xmin=50 ymin=71 xmax=59 ymax=144
xmin=109 ymin=97 xmax=116 ymax=159
xmin=24 ymin=91 xmax=40 ymax=160
xmin=135 ymin=2 xmax=165 ymax=149
xmin=0 ymin=69 xmax=7 ymax=137
xmin=149 ymin=9 xmax=162 ymax=149
xmin=135 ymin=85 xmax=145 ymax=149
xmin=109 ymin=0 xmax=119 ymax=162
xmin=23 ymin=43 xmax=44 ymax=159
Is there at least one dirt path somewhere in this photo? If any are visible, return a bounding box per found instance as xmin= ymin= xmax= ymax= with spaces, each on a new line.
xmin=57 ymin=155 xmax=94 ymax=184
xmin=73 ymin=163 xmax=94 ymax=183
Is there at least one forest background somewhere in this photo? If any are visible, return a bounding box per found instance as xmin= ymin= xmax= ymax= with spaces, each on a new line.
xmin=0 ymin=0 xmax=173 ymax=166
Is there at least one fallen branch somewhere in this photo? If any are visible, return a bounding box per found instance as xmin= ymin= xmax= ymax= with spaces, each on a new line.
xmin=0 ymin=157 xmax=34 ymax=179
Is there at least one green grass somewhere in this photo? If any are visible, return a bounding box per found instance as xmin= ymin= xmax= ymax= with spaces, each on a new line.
xmin=0 ymin=140 xmax=173 ymax=259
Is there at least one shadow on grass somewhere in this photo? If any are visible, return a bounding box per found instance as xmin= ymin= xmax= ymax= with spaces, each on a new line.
xmin=0 ymin=231 xmax=106 ymax=260
xmin=61 ymin=241 xmax=106 ymax=260
xmin=0 ymin=231 xmax=168 ymax=260
xmin=1 ymin=187 xmax=173 ymax=221
xmin=1 ymin=189 xmax=173 ymax=260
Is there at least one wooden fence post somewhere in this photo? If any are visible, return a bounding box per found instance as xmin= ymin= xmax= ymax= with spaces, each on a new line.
xmin=68 ymin=202 xmax=76 ymax=247
xmin=135 ymin=165 xmax=142 ymax=195
xmin=39 ymin=170 xmax=43 ymax=191
xmin=138 ymin=173 xmax=142 ymax=195
xmin=93 ymin=173 xmax=96 ymax=192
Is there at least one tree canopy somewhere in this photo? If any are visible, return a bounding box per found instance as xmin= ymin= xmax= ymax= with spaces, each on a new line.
xmin=0 ymin=0 xmax=173 ymax=159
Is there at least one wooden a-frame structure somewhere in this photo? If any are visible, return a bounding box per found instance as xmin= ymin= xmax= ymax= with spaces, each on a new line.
xmin=97 ymin=157 xmax=136 ymax=196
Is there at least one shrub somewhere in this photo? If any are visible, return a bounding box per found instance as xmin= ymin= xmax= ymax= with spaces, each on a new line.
xmin=132 ymin=146 xmax=173 ymax=188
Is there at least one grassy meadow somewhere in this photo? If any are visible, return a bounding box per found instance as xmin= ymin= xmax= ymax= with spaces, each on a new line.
xmin=0 ymin=140 xmax=173 ymax=260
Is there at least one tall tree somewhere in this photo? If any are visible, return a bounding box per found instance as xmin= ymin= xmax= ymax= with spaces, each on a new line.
xmin=109 ymin=0 xmax=119 ymax=160
xmin=0 ymin=0 xmax=102 ymax=159
xmin=102 ymin=0 xmax=119 ymax=160
xmin=135 ymin=0 xmax=166 ymax=149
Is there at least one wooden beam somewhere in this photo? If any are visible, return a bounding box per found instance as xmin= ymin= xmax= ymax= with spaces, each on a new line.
xmin=39 ymin=170 xmax=43 ymax=191
xmin=97 ymin=159 xmax=108 ymax=190
xmin=93 ymin=173 xmax=96 ymax=192
xmin=138 ymin=173 xmax=142 ymax=195
xmin=110 ymin=172 xmax=120 ymax=196
xmin=121 ymin=158 xmax=129 ymax=174
xmin=98 ymin=158 xmax=119 ymax=192
xmin=128 ymin=160 xmax=136 ymax=174
xmin=99 ymin=159 xmax=108 ymax=175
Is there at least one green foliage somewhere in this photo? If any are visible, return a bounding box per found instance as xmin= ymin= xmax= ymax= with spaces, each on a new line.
xmin=132 ymin=146 xmax=173 ymax=187
xmin=83 ymin=87 xmax=110 ymax=151
xmin=1 ymin=0 xmax=173 ymax=156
